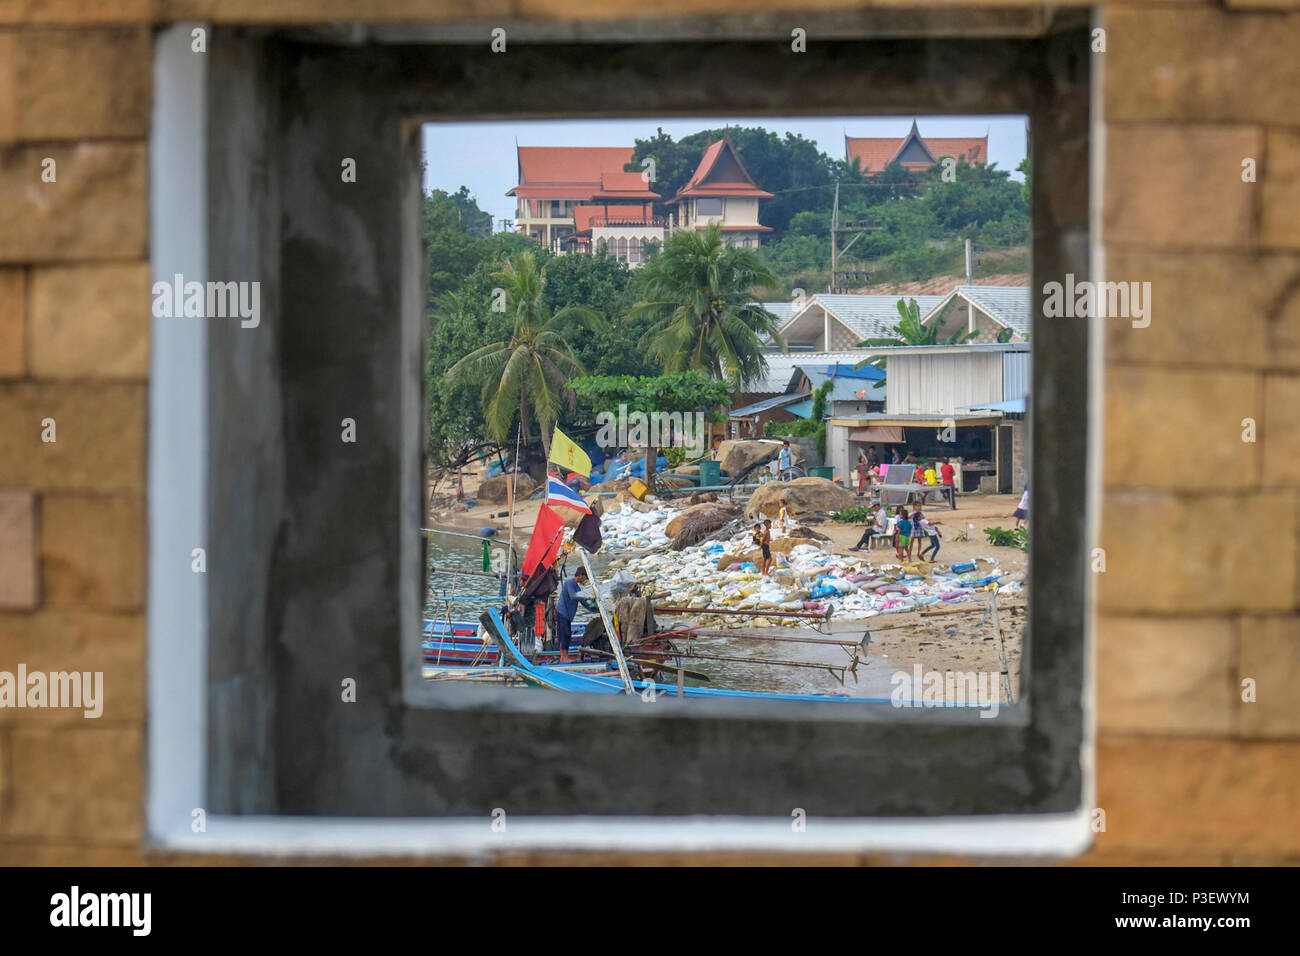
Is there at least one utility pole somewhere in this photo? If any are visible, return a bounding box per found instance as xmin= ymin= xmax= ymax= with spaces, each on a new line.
xmin=829 ymin=182 xmax=839 ymax=294
xmin=965 ymin=238 xmax=973 ymax=284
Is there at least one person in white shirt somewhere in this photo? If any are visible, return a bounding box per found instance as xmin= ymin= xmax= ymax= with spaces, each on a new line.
xmin=917 ymin=511 xmax=943 ymax=562
xmin=1011 ymin=486 xmax=1030 ymax=530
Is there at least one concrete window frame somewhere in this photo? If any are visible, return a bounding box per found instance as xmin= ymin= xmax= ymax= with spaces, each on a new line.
xmin=149 ymin=14 xmax=1100 ymax=857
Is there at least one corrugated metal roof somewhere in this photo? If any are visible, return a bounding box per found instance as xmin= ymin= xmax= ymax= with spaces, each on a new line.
xmin=796 ymin=294 xmax=948 ymax=341
xmin=939 ymin=285 xmax=1032 ymax=337
xmin=746 ymin=350 xmax=877 ymax=393
xmin=729 ymin=392 xmax=809 ymax=418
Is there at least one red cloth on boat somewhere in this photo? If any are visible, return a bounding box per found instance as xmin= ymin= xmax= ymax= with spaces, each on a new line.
xmin=522 ymin=504 xmax=565 ymax=577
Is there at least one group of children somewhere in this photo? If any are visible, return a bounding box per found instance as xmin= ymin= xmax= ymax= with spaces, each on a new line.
xmin=848 ymin=502 xmax=944 ymax=563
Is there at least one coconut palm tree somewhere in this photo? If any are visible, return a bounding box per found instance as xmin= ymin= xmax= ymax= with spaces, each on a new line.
xmin=854 ymin=296 xmax=976 ymax=386
xmin=628 ymin=223 xmax=785 ymax=388
xmin=447 ymin=251 xmax=604 ymax=472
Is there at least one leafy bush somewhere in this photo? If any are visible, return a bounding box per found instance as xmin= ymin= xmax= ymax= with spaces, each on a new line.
xmin=830 ymin=506 xmax=875 ymax=523
xmin=984 ymin=526 xmax=1028 ymax=551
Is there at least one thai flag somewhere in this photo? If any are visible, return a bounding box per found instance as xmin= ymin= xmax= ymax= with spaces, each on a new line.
xmin=547 ymin=474 xmax=592 ymax=514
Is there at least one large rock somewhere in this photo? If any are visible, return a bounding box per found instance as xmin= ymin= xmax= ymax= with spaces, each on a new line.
xmin=745 ymin=476 xmax=853 ymax=519
xmin=664 ymin=502 xmax=738 ymax=538
xmin=477 ymin=472 xmax=536 ymax=504
xmin=718 ymin=439 xmax=783 ymax=476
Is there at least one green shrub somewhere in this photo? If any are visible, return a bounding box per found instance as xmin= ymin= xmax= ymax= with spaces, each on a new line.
xmin=984 ymin=526 xmax=1028 ymax=551
xmin=830 ymin=506 xmax=874 ymax=523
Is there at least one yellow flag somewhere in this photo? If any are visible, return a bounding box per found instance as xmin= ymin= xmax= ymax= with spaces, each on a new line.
xmin=549 ymin=426 xmax=592 ymax=478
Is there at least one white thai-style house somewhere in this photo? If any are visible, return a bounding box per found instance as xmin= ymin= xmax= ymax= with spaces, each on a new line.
xmin=667 ymin=132 xmax=773 ymax=249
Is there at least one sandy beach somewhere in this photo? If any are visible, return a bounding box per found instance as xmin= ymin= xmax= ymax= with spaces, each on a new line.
xmin=428 ymin=466 xmax=1027 ymax=700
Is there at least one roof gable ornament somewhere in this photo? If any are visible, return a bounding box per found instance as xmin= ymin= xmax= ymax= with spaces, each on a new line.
xmin=890 ymin=119 xmax=937 ymax=167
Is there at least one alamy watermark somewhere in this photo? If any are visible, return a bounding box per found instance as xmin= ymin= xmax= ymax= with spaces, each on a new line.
xmin=0 ymin=665 xmax=103 ymax=718
xmin=151 ymin=273 xmax=261 ymax=328
xmin=1042 ymin=273 xmax=1151 ymax=328
xmin=594 ymin=405 xmax=706 ymax=457
xmin=890 ymin=665 xmax=1002 ymax=718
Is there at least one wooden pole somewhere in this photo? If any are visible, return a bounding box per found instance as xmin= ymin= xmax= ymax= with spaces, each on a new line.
xmin=577 ymin=548 xmax=634 ymax=694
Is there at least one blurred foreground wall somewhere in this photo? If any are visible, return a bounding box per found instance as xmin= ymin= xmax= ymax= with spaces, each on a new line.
xmin=0 ymin=0 xmax=1296 ymax=865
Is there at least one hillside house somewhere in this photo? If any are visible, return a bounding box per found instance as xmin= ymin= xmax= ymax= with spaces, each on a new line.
xmin=845 ymin=119 xmax=989 ymax=177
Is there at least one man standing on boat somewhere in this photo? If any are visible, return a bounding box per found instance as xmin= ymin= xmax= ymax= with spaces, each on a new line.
xmin=556 ymin=566 xmax=597 ymax=663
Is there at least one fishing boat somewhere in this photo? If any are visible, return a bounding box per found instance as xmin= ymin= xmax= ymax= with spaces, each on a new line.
xmin=479 ymin=607 xmax=894 ymax=703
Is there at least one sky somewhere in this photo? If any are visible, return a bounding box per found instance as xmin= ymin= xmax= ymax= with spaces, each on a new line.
xmin=421 ymin=114 xmax=1029 ymax=230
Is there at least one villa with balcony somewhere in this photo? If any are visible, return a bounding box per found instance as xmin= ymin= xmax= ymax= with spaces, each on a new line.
xmin=666 ymin=132 xmax=774 ymax=249
xmin=507 ymin=147 xmax=665 ymax=264
xmin=508 ymin=134 xmax=774 ymax=266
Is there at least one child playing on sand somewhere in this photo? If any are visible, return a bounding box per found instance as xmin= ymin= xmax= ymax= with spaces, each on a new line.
xmin=917 ymin=511 xmax=943 ymax=561
xmin=908 ymin=505 xmax=925 ymax=561
xmin=1011 ymin=486 xmax=1029 ymax=529
xmin=894 ymin=506 xmax=912 ymax=562
xmin=760 ymin=520 xmax=774 ymax=575
xmin=778 ymin=498 xmax=791 ymax=532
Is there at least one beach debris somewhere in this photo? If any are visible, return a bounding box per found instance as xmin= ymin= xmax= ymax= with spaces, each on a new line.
xmin=597 ymin=501 xmax=1022 ymax=628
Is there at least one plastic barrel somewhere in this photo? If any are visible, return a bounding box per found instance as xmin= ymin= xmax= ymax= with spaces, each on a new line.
xmin=809 ymin=465 xmax=835 ymax=480
xmin=699 ymin=460 xmax=721 ymax=487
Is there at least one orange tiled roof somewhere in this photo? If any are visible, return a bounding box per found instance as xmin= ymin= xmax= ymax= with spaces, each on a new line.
xmin=671 ymin=137 xmax=774 ymax=202
xmin=846 ymin=133 xmax=987 ymax=173
xmin=508 ymin=146 xmax=639 ymax=199
xmin=593 ymin=170 xmax=661 ymax=199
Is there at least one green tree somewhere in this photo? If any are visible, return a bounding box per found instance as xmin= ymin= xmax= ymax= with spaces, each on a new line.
xmin=447 ymin=251 xmax=606 ymax=477
xmin=629 ymin=223 xmax=786 ymax=387
xmin=854 ymin=296 xmax=976 ymax=386
xmin=570 ymin=371 xmax=732 ymax=486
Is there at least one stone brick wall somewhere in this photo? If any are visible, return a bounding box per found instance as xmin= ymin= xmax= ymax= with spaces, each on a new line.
xmin=0 ymin=0 xmax=1297 ymax=865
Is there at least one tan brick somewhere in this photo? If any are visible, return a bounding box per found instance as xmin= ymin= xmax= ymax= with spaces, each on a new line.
xmin=1104 ymin=8 xmax=1300 ymax=125
xmin=1103 ymin=366 xmax=1261 ymax=491
xmin=0 ymin=383 xmax=145 ymax=490
xmin=0 ymin=143 xmax=146 ymax=263
xmin=41 ymin=494 xmax=143 ymax=609
xmin=0 ymin=490 xmax=36 ymax=609
xmin=14 ymin=28 xmax=149 ymax=141
xmin=0 ymin=610 xmax=143 ymax=724
xmin=0 ymin=1 xmax=152 ymax=24
xmin=0 ymin=32 xmax=14 ymax=143
xmin=0 ymin=268 xmax=23 ymax=376
xmin=1262 ymin=375 xmax=1300 ymax=486
xmin=1104 ymin=124 xmax=1259 ymax=250
xmin=5 ymin=728 xmax=140 ymax=841
xmin=1096 ymin=616 xmax=1235 ymax=735
xmin=1238 ymin=615 xmax=1300 ymax=736
xmin=1098 ymin=492 xmax=1295 ymax=613
xmin=1095 ymin=737 xmax=1300 ymax=855
xmin=1262 ymin=128 xmax=1300 ymax=251
xmin=31 ymin=264 xmax=148 ymax=379
xmin=1102 ymin=250 xmax=1300 ymax=369
xmin=1277 ymin=278 xmax=1300 ymax=370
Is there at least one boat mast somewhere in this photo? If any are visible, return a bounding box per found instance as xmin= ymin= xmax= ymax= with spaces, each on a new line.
xmin=576 ymin=548 xmax=634 ymax=694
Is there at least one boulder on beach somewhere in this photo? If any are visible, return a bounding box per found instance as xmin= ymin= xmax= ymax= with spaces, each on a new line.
xmin=746 ymin=477 xmax=853 ymax=519
xmin=718 ymin=439 xmax=783 ymax=476
xmin=477 ymin=472 xmax=536 ymax=504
